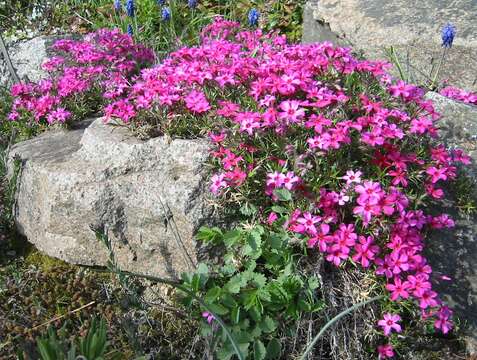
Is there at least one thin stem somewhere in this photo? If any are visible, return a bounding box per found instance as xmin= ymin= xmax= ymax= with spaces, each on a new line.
xmin=299 ymin=295 xmax=384 ymax=360
xmin=430 ymin=47 xmax=448 ymax=90
xmin=0 ymin=32 xmax=20 ymax=84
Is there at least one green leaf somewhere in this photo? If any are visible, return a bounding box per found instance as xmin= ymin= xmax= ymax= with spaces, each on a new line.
xmin=271 ymin=205 xmax=288 ymax=214
xmin=260 ymin=316 xmax=277 ymax=333
xmin=223 ymin=229 xmax=242 ymax=247
xmin=217 ymin=344 xmax=235 ymax=360
xmin=231 ymin=306 xmax=241 ymax=324
xmin=247 ymin=231 xmax=262 ymax=253
xmin=253 ymin=340 xmax=267 ymax=360
xmin=251 ymin=273 xmax=266 ymax=288
xmin=208 ymin=303 xmax=229 ymax=316
xmin=240 ymin=203 xmax=258 ymax=216
xmin=205 ymin=286 xmax=222 ymax=303
xmin=225 ymin=274 xmax=248 ymax=294
xmin=197 ymin=263 xmax=209 ymax=276
xmin=273 ymin=188 xmax=292 ymax=202
xmin=308 ymin=276 xmax=320 ymax=290
xmin=265 ymin=338 xmax=282 ymax=359
xmin=196 ymin=226 xmax=223 ymax=244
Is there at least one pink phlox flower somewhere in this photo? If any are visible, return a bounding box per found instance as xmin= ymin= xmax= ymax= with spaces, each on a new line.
xmin=352 ymin=235 xmax=379 ymax=268
xmin=428 ymin=214 xmax=455 ymax=229
xmin=426 ymin=166 xmax=448 ymax=184
xmin=341 ymin=170 xmax=362 ymax=185
xmin=304 ymin=113 xmax=332 ymax=133
xmin=224 ymin=168 xmax=247 ymax=187
xmin=210 ymin=173 xmax=227 ymax=195
xmin=208 ymin=131 xmax=227 ymax=144
xmin=355 ymin=180 xmax=382 ymax=204
xmin=267 ymin=212 xmax=278 ymax=225
xmin=418 ymin=290 xmax=439 ymax=310
xmin=202 ymin=311 xmax=215 ymax=324
xmin=307 ymin=223 xmax=331 ymax=252
xmin=278 ymin=100 xmax=305 ymax=124
xmin=46 ymin=107 xmax=71 ymax=124
xmin=451 ymin=149 xmax=471 ymax=164
xmin=297 ymin=212 xmax=321 ymax=236
xmin=434 ymin=306 xmax=453 ymax=334
xmin=410 ymin=117 xmax=434 ymax=134
xmin=406 ymin=273 xmax=431 ymax=297
xmin=325 ymin=243 xmax=349 ymax=266
xmin=282 ymin=171 xmax=300 ymax=190
xmin=222 ymin=151 xmax=243 ymax=170
xmin=185 ymin=90 xmax=211 ymax=113
xmin=386 ymin=276 xmax=410 ymax=301
xmin=378 ymin=313 xmax=402 ymax=336
xmin=425 ymin=183 xmax=444 ymax=199
xmin=378 ymin=344 xmax=395 ymax=359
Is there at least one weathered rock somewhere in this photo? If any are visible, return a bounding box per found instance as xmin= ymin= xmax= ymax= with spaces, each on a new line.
xmin=303 ymin=0 xmax=477 ymax=91
xmin=8 ymin=119 xmax=214 ymax=279
xmin=0 ymin=35 xmax=62 ymax=87
xmin=425 ymin=92 xmax=477 ymax=353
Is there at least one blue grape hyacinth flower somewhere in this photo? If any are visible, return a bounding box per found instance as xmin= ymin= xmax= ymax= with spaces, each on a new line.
xmin=127 ymin=24 xmax=134 ymax=36
xmin=188 ymin=0 xmax=198 ymax=9
xmin=248 ymin=8 xmax=259 ymax=27
xmin=157 ymin=0 xmax=166 ymax=5
xmin=162 ymin=7 xmax=171 ymax=21
xmin=126 ymin=0 xmax=135 ymax=17
xmin=441 ymin=23 xmax=456 ymax=48
xmin=114 ymin=0 xmax=121 ymax=12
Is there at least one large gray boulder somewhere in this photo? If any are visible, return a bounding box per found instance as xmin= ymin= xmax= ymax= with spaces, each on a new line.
xmin=303 ymin=0 xmax=477 ymax=91
xmin=8 ymin=119 xmax=213 ymax=279
xmin=425 ymin=92 xmax=477 ymax=353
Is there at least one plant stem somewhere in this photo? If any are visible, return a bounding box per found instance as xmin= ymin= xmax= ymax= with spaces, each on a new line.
xmin=299 ymin=295 xmax=384 ymax=360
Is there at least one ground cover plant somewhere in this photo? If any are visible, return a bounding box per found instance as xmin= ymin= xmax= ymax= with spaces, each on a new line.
xmin=3 ymin=14 xmax=475 ymax=359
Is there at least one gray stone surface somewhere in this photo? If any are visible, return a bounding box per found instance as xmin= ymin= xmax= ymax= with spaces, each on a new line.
xmin=303 ymin=0 xmax=477 ymax=91
xmin=424 ymin=92 xmax=477 ymax=353
xmin=8 ymin=118 xmax=213 ymax=279
xmin=0 ymin=36 xmax=58 ymax=88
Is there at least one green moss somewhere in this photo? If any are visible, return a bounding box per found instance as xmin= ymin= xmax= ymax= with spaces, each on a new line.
xmin=24 ymin=249 xmax=70 ymax=272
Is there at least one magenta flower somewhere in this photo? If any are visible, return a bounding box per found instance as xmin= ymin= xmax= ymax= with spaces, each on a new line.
xmin=386 ymin=276 xmax=410 ymax=301
xmin=378 ymin=344 xmax=395 ymax=359
xmin=185 ymin=90 xmax=211 ymax=113
xmin=210 ymin=173 xmax=227 ymax=195
xmin=378 ymin=313 xmax=402 ymax=336
xmin=202 ymin=311 xmax=215 ymax=324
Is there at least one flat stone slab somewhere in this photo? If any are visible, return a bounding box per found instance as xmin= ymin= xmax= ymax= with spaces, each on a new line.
xmin=425 ymin=92 xmax=477 ymax=353
xmin=303 ymin=0 xmax=477 ymax=91
xmin=8 ymin=119 xmax=213 ymax=279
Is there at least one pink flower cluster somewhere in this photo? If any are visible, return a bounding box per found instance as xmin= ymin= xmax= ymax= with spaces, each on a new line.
xmin=8 ymin=29 xmax=154 ymax=125
xmin=8 ymin=19 xmax=471 ymax=355
xmin=440 ymin=86 xmax=477 ymax=105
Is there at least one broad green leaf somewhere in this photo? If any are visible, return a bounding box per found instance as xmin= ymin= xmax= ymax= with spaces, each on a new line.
xmin=253 ymin=339 xmax=267 ymax=360
xmin=224 ymin=229 xmax=242 ymax=247
xmin=225 ymin=274 xmax=247 ymax=294
xmin=196 ymin=226 xmax=222 ymax=244
xmin=240 ymin=203 xmax=258 ymax=216
xmin=273 ymin=188 xmax=292 ymax=202
xmin=260 ymin=316 xmax=277 ymax=333
xmin=265 ymin=338 xmax=282 ymax=359
xmin=271 ymin=205 xmax=288 ymax=214
xmin=205 ymin=286 xmax=222 ymax=302
xmin=208 ymin=303 xmax=229 ymax=316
